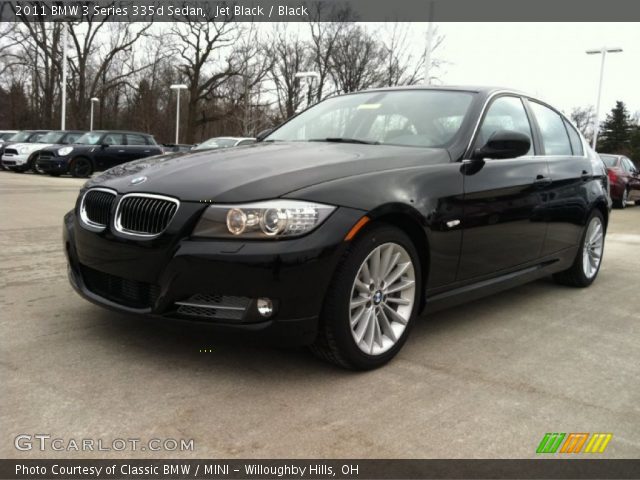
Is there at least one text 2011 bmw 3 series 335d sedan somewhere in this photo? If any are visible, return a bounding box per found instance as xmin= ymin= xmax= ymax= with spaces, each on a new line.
xmin=64 ymin=86 xmax=611 ymax=369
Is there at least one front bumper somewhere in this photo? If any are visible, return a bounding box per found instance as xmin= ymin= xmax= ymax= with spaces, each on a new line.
xmin=37 ymin=156 xmax=69 ymax=173
xmin=1 ymin=153 xmax=29 ymax=167
xmin=63 ymin=204 xmax=366 ymax=346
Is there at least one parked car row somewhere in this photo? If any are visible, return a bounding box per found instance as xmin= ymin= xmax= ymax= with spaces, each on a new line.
xmin=0 ymin=129 xmax=257 ymax=178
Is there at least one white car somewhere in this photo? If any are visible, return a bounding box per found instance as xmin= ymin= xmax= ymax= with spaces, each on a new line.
xmin=1 ymin=130 xmax=84 ymax=172
xmin=191 ymin=136 xmax=256 ymax=151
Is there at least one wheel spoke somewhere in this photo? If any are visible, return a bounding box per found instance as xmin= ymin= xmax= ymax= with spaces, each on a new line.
xmin=386 ymin=296 xmax=411 ymax=306
xmin=360 ymin=261 xmax=372 ymax=284
xmin=354 ymin=278 xmax=369 ymax=293
xmin=369 ymin=247 xmax=381 ymax=283
xmin=350 ymin=295 xmax=369 ymax=310
xmin=383 ymin=303 xmax=408 ymax=325
xmin=373 ymin=313 xmax=383 ymax=350
xmin=378 ymin=309 xmax=397 ymax=342
xmin=384 ymin=261 xmax=411 ymax=288
xmin=354 ymin=309 xmax=372 ymax=344
xmin=385 ymin=279 xmax=415 ymax=295
xmin=350 ymin=306 xmax=367 ymax=327
xmin=363 ymin=310 xmax=376 ymax=352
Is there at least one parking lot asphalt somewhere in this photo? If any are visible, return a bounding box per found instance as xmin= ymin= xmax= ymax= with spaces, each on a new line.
xmin=1 ymin=171 xmax=639 ymax=459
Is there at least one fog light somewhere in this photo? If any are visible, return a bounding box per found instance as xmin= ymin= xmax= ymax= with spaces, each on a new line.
xmin=257 ymin=298 xmax=274 ymax=318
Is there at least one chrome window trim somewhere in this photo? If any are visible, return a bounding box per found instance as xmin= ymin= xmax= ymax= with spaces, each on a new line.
xmin=114 ymin=192 xmax=180 ymax=239
xmin=79 ymin=187 xmax=117 ymax=233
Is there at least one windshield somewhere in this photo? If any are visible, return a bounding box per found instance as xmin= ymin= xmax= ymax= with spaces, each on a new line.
xmin=266 ymin=90 xmax=474 ymax=147
xmin=8 ymin=131 xmax=33 ymax=143
xmin=193 ymin=138 xmax=238 ymax=150
xmin=75 ymin=132 xmax=103 ymax=145
xmin=599 ymin=155 xmax=618 ymax=167
xmin=37 ymin=132 xmax=66 ymax=144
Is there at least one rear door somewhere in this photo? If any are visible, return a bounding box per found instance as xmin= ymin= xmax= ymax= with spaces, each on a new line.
xmin=457 ymin=95 xmax=549 ymax=280
xmin=528 ymin=101 xmax=592 ymax=255
xmin=93 ymin=133 xmax=127 ymax=170
xmin=124 ymin=134 xmax=157 ymax=161
xmin=621 ymin=157 xmax=640 ymax=201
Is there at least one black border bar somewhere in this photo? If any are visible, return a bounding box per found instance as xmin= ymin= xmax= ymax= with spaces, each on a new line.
xmin=2 ymin=0 xmax=640 ymax=22
xmin=2 ymin=459 xmax=640 ymax=480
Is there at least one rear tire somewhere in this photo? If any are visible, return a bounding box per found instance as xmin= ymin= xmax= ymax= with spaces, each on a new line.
xmin=553 ymin=210 xmax=605 ymax=288
xmin=70 ymin=157 xmax=93 ymax=178
xmin=310 ymin=223 xmax=422 ymax=370
xmin=613 ymin=188 xmax=628 ymax=209
xmin=27 ymin=153 xmax=39 ymax=173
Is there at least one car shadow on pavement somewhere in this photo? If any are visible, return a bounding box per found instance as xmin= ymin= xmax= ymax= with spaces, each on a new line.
xmin=82 ymin=276 xmax=561 ymax=375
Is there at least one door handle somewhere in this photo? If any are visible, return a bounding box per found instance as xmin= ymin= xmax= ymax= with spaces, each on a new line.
xmin=534 ymin=175 xmax=552 ymax=187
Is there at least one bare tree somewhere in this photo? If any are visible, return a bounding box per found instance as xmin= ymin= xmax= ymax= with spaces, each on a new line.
xmin=570 ymin=106 xmax=596 ymax=144
xmin=379 ymin=23 xmax=445 ymax=86
xmin=170 ymin=20 xmax=241 ymax=143
xmin=308 ymin=5 xmax=353 ymax=101
xmin=329 ymin=25 xmax=387 ymax=94
xmin=269 ymin=25 xmax=311 ymax=120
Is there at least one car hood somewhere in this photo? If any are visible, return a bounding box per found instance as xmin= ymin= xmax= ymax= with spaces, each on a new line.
xmin=6 ymin=142 xmax=53 ymax=153
xmin=85 ymin=142 xmax=450 ymax=203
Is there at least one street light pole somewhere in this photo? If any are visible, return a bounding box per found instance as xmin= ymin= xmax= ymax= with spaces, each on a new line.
xmin=586 ymin=47 xmax=623 ymax=150
xmin=424 ymin=1 xmax=435 ymax=86
xmin=89 ymin=97 xmax=99 ymax=131
xmin=294 ymin=72 xmax=320 ymax=112
xmin=61 ymin=23 xmax=68 ymax=130
xmin=170 ymin=84 xmax=188 ymax=144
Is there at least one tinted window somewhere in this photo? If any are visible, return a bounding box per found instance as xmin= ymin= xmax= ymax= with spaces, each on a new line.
xmin=563 ymin=119 xmax=584 ymax=156
xmin=64 ymin=133 xmax=83 ymax=144
xmin=237 ymin=139 xmax=255 ymax=146
xmin=476 ymin=96 xmax=533 ymax=155
xmin=530 ymin=102 xmax=572 ymax=155
xmin=102 ymin=133 xmax=125 ymax=145
xmin=268 ymin=90 xmax=474 ymax=148
xmin=126 ymin=134 xmax=147 ymax=145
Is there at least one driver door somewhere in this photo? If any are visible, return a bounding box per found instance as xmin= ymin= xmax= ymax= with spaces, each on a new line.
xmin=457 ymin=95 xmax=549 ymax=281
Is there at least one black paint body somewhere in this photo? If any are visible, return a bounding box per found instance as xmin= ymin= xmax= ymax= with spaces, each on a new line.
xmin=63 ymin=87 xmax=611 ymax=344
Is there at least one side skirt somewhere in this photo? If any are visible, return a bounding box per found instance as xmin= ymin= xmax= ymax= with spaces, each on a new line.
xmin=423 ymin=246 xmax=578 ymax=313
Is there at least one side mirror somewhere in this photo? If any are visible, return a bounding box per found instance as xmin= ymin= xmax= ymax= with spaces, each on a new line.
xmin=256 ymin=128 xmax=274 ymax=142
xmin=472 ymin=130 xmax=531 ymax=160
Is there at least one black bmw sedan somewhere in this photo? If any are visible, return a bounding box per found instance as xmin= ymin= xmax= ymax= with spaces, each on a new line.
xmin=64 ymin=86 xmax=610 ymax=369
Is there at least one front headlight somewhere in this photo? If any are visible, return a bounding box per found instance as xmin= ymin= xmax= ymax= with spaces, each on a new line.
xmin=18 ymin=146 xmax=29 ymax=154
xmin=193 ymin=200 xmax=336 ymax=239
xmin=58 ymin=146 xmax=73 ymax=156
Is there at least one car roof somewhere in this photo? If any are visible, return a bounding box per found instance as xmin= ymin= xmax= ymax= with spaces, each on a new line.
xmin=89 ymin=130 xmax=153 ymax=136
xmin=360 ymin=85 xmax=528 ymax=96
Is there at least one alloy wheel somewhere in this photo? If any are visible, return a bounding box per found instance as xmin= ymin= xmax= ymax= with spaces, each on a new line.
xmin=349 ymin=242 xmax=416 ymax=355
xmin=582 ymin=216 xmax=604 ymax=279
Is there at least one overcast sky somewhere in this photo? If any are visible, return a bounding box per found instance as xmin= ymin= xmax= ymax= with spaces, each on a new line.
xmin=413 ymin=22 xmax=640 ymax=117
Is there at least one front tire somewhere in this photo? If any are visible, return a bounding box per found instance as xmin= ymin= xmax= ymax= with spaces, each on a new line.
xmin=553 ymin=210 xmax=605 ymax=288
xmin=70 ymin=157 xmax=93 ymax=178
xmin=311 ymin=223 xmax=422 ymax=370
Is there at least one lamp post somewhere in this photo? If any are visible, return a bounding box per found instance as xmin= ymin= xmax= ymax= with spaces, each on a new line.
xmin=60 ymin=23 xmax=69 ymax=130
xmin=586 ymin=47 xmax=623 ymax=149
xmin=89 ymin=97 xmax=99 ymax=131
xmin=294 ymin=72 xmax=320 ymax=112
xmin=170 ymin=84 xmax=188 ymax=144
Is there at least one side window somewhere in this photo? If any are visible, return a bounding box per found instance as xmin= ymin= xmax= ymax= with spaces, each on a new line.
xmin=476 ymin=96 xmax=534 ymax=155
xmin=126 ymin=134 xmax=147 ymax=145
xmin=64 ymin=133 xmax=82 ymax=144
xmin=623 ymin=158 xmax=636 ymax=173
xmin=563 ymin=119 xmax=584 ymax=156
xmin=102 ymin=133 xmax=124 ymax=145
xmin=530 ymin=102 xmax=572 ymax=156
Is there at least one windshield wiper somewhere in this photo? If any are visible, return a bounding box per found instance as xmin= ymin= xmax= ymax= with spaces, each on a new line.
xmin=309 ymin=137 xmax=379 ymax=145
